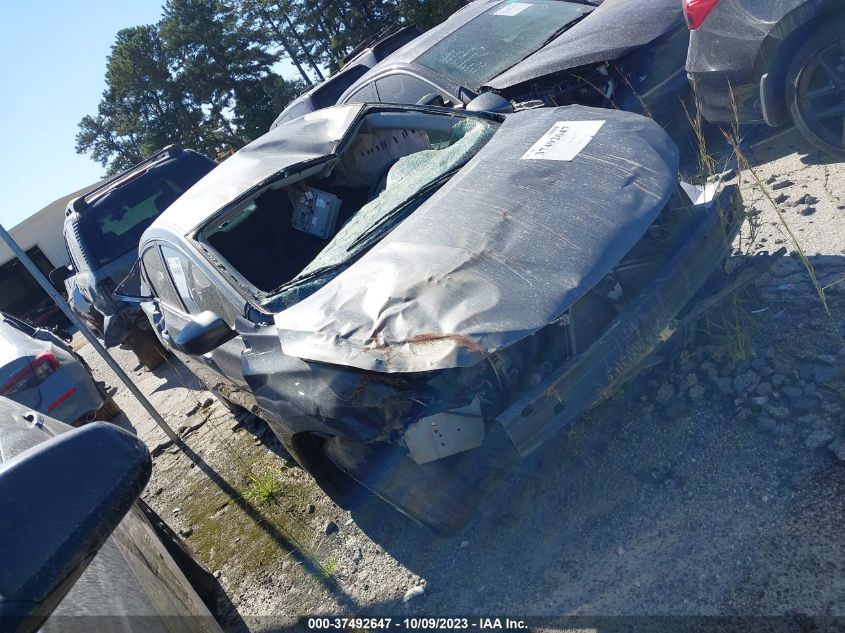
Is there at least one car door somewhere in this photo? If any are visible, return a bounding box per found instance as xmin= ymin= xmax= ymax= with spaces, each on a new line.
xmin=140 ymin=242 xmax=257 ymax=412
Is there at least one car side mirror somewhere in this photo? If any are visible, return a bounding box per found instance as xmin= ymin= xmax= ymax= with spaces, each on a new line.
xmin=0 ymin=422 xmax=151 ymax=633
xmin=465 ymin=92 xmax=514 ymax=114
xmin=173 ymin=311 xmax=236 ymax=356
xmin=48 ymin=266 xmax=73 ymax=286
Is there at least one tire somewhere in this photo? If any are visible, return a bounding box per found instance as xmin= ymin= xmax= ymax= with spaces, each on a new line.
xmin=786 ymin=18 xmax=845 ymax=159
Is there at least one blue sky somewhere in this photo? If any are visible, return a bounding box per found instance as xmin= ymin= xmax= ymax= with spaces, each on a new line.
xmin=0 ymin=1 xmax=167 ymax=229
xmin=0 ymin=1 xmax=302 ymax=231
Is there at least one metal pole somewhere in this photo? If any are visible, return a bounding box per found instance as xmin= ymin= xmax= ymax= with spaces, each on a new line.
xmin=0 ymin=223 xmax=178 ymax=442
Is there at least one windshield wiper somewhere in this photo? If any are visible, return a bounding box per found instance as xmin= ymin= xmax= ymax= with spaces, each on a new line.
xmin=346 ymin=168 xmax=460 ymax=252
xmin=271 ymin=168 xmax=463 ymax=297
xmin=528 ymin=11 xmax=590 ymax=58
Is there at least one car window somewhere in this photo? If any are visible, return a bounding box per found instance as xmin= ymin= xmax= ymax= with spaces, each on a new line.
xmin=375 ymin=74 xmax=447 ymax=104
xmin=160 ymin=245 xmax=236 ymax=322
xmin=274 ymin=101 xmax=312 ymax=128
xmin=78 ymin=153 xmax=215 ymax=267
xmin=267 ymin=116 xmax=498 ymax=310
xmin=141 ymin=245 xmax=183 ymax=309
xmin=414 ymin=0 xmax=588 ymax=90
xmin=312 ymin=65 xmax=370 ymax=107
xmin=344 ymin=81 xmax=377 ymax=103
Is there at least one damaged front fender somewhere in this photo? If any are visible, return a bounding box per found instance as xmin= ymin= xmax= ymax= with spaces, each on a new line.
xmin=237 ymin=318 xmax=477 ymax=442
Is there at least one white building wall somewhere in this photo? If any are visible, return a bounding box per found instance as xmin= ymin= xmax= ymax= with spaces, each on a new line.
xmin=0 ymin=203 xmax=68 ymax=269
xmin=0 ymin=178 xmax=109 ymax=269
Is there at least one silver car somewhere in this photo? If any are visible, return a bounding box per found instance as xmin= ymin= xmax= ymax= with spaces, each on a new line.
xmin=121 ymin=103 xmax=771 ymax=531
xmin=0 ymin=313 xmax=105 ymax=424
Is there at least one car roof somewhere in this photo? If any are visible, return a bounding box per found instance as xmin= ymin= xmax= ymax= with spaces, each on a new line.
xmin=144 ymin=104 xmax=364 ymax=241
xmin=269 ymin=26 xmax=422 ymax=130
xmin=68 ymin=146 xmax=186 ymax=215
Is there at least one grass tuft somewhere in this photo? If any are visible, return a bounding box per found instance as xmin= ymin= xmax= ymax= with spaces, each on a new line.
xmin=243 ymin=469 xmax=284 ymax=505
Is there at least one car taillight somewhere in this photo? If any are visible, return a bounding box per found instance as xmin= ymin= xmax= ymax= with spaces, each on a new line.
xmin=682 ymin=0 xmax=721 ymax=30
xmin=0 ymin=351 xmax=60 ymax=396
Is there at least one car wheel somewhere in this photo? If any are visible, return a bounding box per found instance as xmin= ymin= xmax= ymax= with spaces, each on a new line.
xmin=786 ymin=18 xmax=845 ymax=158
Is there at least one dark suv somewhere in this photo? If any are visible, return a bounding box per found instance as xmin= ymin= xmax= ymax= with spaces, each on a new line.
xmin=51 ymin=146 xmax=216 ymax=368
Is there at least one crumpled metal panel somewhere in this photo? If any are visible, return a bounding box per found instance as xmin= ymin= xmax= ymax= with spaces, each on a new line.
xmin=143 ymin=105 xmax=364 ymax=241
xmin=236 ymin=317 xmax=443 ymax=440
xmin=271 ymin=105 xmax=678 ymax=373
xmin=486 ymin=0 xmax=684 ymax=91
xmin=265 ymin=117 xmax=497 ymax=311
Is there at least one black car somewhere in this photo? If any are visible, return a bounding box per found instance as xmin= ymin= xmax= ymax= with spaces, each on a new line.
xmin=0 ymin=397 xmax=221 ymax=633
xmin=269 ymin=25 xmax=422 ymax=130
xmin=336 ymin=0 xmax=692 ymax=129
xmin=685 ymin=0 xmax=845 ymax=157
xmin=50 ymin=145 xmax=216 ymax=369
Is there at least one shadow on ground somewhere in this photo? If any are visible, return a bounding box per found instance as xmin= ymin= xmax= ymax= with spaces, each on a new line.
xmin=344 ymin=254 xmax=845 ymax=616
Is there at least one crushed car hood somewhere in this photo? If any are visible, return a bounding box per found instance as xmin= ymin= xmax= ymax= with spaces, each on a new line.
xmin=486 ymin=0 xmax=684 ymax=91
xmin=272 ymin=105 xmax=678 ymax=373
xmin=146 ymin=104 xmax=363 ymax=240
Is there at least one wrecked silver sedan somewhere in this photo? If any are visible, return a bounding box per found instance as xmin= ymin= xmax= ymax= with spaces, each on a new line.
xmin=123 ymin=103 xmax=759 ymax=531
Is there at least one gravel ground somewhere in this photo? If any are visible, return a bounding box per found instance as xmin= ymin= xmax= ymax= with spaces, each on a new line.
xmin=76 ymin=124 xmax=845 ymax=630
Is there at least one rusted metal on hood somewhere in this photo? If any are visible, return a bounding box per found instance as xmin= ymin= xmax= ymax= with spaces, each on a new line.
xmin=270 ymin=105 xmax=679 ymax=374
xmin=363 ymin=332 xmax=486 ymax=369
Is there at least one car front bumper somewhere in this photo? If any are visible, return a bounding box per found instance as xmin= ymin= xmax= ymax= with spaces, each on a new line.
xmin=324 ymin=186 xmax=781 ymax=530
xmin=498 ymin=192 xmax=775 ymax=456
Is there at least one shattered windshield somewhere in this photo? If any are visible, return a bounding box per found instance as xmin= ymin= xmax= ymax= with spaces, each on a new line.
xmin=262 ymin=116 xmax=498 ymax=311
xmin=415 ymin=0 xmax=589 ymax=90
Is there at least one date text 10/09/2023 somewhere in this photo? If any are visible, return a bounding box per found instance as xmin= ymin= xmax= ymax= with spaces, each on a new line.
xmin=306 ymin=617 xmax=529 ymax=630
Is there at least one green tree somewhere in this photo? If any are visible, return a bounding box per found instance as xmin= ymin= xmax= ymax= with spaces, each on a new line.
xmin=240 ymin=0 xmax=324 ymax=84
xmin=77 ymin=0 xmax=470 ymax=174
xmin=160 ymin=0 xmax=285 ymax=147
xmin=76 ymin=26 xmax=207 ymax=174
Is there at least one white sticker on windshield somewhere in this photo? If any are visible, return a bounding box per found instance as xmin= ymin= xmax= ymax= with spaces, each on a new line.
xmin=494 ymin=2 xmax=531 ymax=16
xmin=521 ymin=120 xmax=605 ymax=161
xmin=165 ymin=256 xmax=191 ymax=300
